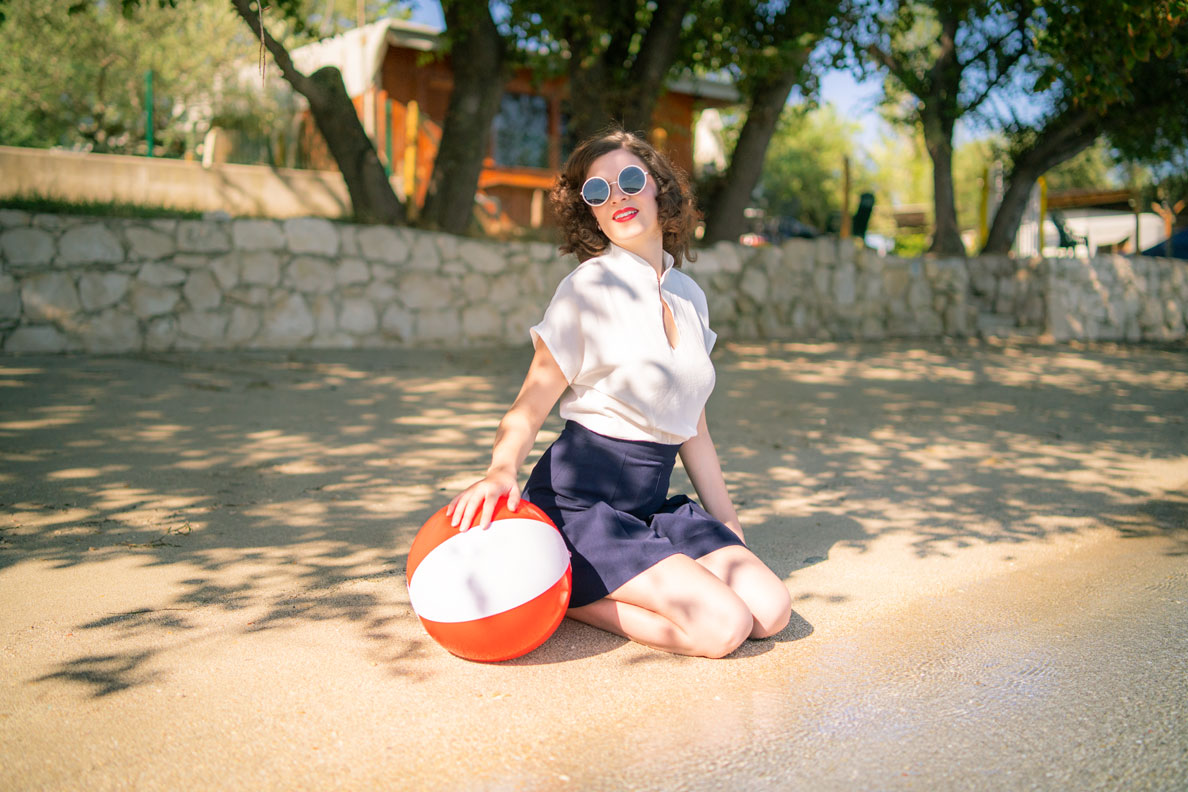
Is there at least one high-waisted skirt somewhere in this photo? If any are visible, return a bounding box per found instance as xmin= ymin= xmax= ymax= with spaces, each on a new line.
xmin=524 ymin=420 xmax=747 ymax=608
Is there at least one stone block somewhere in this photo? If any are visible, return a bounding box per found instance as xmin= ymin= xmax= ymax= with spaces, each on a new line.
xmin=184 ymin=271 xmax=222 ymax=311
xmin=400 ymin=271 xmax=454 ymax=310
xmin=82 ymin=309 xmax=141 ymax=353
xmin=138 ymin=262 xmax=187 ymax=286
xmin=340 ymin=298 xmax=378 ymax=335
xmin=361 ymin=279 xmax=399 ymax=303
xmin=177 ymin=220 xmax=231 ymax=253
xmin=260 ymin=293 xmax=315 ymax=343
xmin=417 ymin=308 xmax=461 ymax=340
xmin=232 ymin=219 xmax=285 ymax=251
xmin=357 ymin=226 xmax=408 ymax=264
xmin=241 ymin=252 xmax=281 ymax=286
xmin=860 ymin=316 xmax=886 ymax=340
xmin=311 ymin=295 xmax=337 ymax=336
xmin=907 ymin=277 xmax=931 ymax=312
xmin=462 ymin=304 xmax=503 ymax=338
xmin=172 ymin=254 xmax=212 ymax=270
xmin=711 ymin=242 xmax=743 ymax=273
xmin=33 ymin=214 xmax=81 ymax=231
xmin=381 ymin=304 xmax=414 ymax=340
xmin=145 ymin=316 xmax=177 ymax=351
xmin=435 ymin=231 xmax=460 ymax=263
xmin=0 ymin=276 xmax=20 ymax=324
xmin=226 ymin=306 xmax=259 ymax=346
xmin=488 ymin=274 xmax=520 ymax=305
xmin=834 ymin=262 xmax=857 ymax=305
xmin=781 ymin=238 xmax=814 ymax=271
xmin=210 ymin=256 xmax=239 ymax=290
xmin=228 ymin=286 xmax=271 ymax=307
xmin=815 ymin=236 xmax=838 ymax=266
xmin=812 ymin=265 xmax=832 ymax=298
xmin=503 ymin=301 xmax=541 ymax=342
xmin=4 ymin=324 xmax=69 ymax=354
xmin=740 ymin=268 xmax=769 ymax=303
xmin=79 ymin=272 xmax=130 ymax=311
xmin=336 ymin=258 xmax=371 ymax=285
xmin=707 ymin=292 xmax=736 ymax=323
xmin=284 ymin=218 xmax=339 ymax=256
xmin=288 ymin=256 xmax=335 ymax=294
xmin=22 ymin=272 xmax=80 ymax=321
xmin=58 ymin=224 xmax=123 ymax=265
xmin=130 ymin=283 xmax=180 ymax=319
xmin=0 ymin=210 xmax=31 ymax=228
xmin=1 ymin=228 xmax=55 ymax=267
xmin=461 ymin=272 xmax=488 ymax=302
xmin=126 ymin=226 xmax=175 ymax=260
xmin=407 ymin=231 xmax=442 ymax=271
xmin=178 ymin=310 xmax=228 ymax=342
xmin=459 ymin=239 xmax=505 ymax=274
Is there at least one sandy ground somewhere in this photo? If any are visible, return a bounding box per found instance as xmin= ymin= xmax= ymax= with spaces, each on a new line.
xmin=1 ymin=339 xmax=1186 ymax=790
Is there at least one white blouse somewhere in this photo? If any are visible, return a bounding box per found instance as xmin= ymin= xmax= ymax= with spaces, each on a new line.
xmin=530 ymin=243 xmax=718 ymax=445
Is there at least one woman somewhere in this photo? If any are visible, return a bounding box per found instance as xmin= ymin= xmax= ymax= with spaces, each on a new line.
xmin=447 ymin=130 xmax=791 ymax=658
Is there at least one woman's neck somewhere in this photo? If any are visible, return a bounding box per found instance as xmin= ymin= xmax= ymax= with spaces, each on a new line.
xmin=615 ymin=235 xmax=666 ymax=278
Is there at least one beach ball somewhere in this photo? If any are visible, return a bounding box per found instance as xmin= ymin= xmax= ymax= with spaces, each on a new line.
xmin=405 ymin=496 xmax=571 ymax=662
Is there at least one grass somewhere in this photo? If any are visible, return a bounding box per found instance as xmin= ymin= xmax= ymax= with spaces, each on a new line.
xmin=0 ymin=193 xmax=205 ymax=220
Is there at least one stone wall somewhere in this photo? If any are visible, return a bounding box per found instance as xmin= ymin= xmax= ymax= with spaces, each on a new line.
xmin=1 ymin=210 xmax=1185 ymax=354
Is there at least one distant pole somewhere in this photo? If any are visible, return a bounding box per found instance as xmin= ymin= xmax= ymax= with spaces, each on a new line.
xmin=1038 ymin=176 xmax=1047 ymax=254
xmin=404 ymin=100 xmax=419 ymax=218
xmin=384 ymin=99 xmax=393 ymax=177
xmin=978 ymin=166 xmax=989 ymax=248
xmin=145 ymin=70 xmax=154 ymax=157
xmin=1130 ymin=163 xmax=1141 ymax=253
xmin=841 ymin=155 xmax=852 ymax=239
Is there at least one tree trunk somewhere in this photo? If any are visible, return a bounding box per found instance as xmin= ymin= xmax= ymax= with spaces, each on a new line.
xmin=566 ymin=0 xmax=688 ymax=143
xmin=982 ymin=110 xmax=1102 ymax=254
xmin=923 ymin=11 xmax=964 ymax=257
xmin=618 ymin=0 xmax=692 ymax=134
xmin=420 ymin=2 xmax=508 ymax=234
xmin=229 ymin=0 xmax=403 ymax=225
xmin=922 ymin=106 xmax=965 ymax=256
xmin=701 ymin=66 xmax=801 ymax=244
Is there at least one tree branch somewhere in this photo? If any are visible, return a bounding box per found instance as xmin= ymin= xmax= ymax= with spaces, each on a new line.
xmin=228 ymin=0 xmax=314 ymax=96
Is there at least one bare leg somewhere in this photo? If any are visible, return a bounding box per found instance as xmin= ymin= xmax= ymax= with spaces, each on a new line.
xmin=695 ymin=545 xmax=792 ymax=639
xmin=567 ymin=554 xmax=754 ymax=658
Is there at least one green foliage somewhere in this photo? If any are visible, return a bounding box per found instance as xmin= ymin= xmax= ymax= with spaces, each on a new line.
xmin=892 ymin=232 xmax=930 ymax=256
xmin=1042 ymin=140 xmax=1124 ymax=193
xmin=759 ymin=104 xmax=870 ymax=230
xmin=0 ymin=0 xmax=255 ymax=156
xmin=1032 ymin=0 xmax=1188 ymax=112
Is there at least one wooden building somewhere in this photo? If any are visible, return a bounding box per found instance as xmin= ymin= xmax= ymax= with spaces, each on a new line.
xmin=289 ymin=19 xmax=737 ymax=231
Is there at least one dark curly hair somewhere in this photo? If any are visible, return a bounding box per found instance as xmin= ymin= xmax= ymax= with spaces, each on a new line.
xmin=550 ymin=129 xmax=700 ymax=266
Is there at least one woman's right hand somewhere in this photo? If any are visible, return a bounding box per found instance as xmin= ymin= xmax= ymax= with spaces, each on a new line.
xmin=445 ymin=467 xmax=522 ymax=532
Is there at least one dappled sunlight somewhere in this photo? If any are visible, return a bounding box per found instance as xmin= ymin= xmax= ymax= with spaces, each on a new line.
xmin=710 ymin=340 xmax=1187 ymax=577
xmin=1 ymin=341 xmax=1185 ymax=698
xmin=0 ymin=348 xmax=538 ymax=691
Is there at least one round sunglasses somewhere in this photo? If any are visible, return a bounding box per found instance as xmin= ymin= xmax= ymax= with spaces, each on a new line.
xmin=581 ymin=165 xmax=649 ymax=207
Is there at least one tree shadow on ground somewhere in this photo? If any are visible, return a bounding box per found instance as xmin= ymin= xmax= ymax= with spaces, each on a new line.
xmin=2 ymin=339 xmax=1185 ymax=697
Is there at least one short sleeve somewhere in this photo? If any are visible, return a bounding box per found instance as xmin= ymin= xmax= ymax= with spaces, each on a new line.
xmin=529 ymin=275 xmax=585 ymax=382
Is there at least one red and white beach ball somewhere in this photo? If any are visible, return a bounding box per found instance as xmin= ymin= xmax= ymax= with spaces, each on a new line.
xmin=405 ymin=497 xmax=572 ymax=662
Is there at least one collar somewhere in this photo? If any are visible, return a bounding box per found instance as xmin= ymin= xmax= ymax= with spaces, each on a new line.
xmin=605 ymin=243 xmax=675 ymax=285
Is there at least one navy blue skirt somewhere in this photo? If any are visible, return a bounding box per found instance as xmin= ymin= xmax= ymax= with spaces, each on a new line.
xmin=524 ymin=421 xmax=747 ymax=608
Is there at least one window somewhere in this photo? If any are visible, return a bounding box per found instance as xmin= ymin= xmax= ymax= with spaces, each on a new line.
xmin=492 ymin=93 xmax=549 ymax=169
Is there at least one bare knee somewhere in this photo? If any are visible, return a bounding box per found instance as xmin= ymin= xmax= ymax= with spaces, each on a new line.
xmin=750 ymin=584 xmax=792 ymax=639
xmin=692 ymin=598 xmax=753 ymax=658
